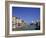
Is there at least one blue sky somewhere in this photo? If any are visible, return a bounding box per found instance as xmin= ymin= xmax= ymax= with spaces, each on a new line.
xmin=12 ymin=7 xmax=40 ymax=23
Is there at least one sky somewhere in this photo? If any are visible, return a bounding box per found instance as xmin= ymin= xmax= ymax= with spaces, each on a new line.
xmin=12 ymin=7 xmax=40 ymax=24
